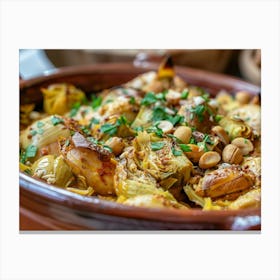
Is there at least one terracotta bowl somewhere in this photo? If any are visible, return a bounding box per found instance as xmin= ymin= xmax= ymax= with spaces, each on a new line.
xmin=20 ymin=63 xmax=261 ymax=230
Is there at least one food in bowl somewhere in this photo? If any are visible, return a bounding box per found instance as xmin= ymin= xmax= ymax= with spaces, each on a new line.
xmin=19 ymin=57 xmax=261 ymax=211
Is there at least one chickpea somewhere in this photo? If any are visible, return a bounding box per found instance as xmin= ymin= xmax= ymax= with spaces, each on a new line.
xmin=235 ymin=91 xmax=251 ymax=105
xmin=157 ymin=120 xmax=174 ymax=134
xmin=199 ymin=151 xmax=221 ymax=169
xmin=105 ymin=137 xmax=125 ymax=156
xmin=231 ymin=137 xmax=254 ymax=155
xmin=222 ymin=144 xmax=243 ymax=164
xmin=211 ymin=126 xmax=230 ymax=145
xmin=173 ymin=126 xmax=192 ymax=144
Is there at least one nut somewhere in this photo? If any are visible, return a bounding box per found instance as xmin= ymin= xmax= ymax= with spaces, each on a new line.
xmin=222 ymin=144 xmax=243 ymax=164
xmin=235 ymin=91 xmax=251 ymax=105
xmin=157 ymin=120 xmax=174 ymax=134
xmin=165 ymin=90 xmax=181 ymax=105
xmin=184 ymin=144 xmax=204 ymax=163
xmin=211 ymin=126 xmax=230 ymax=145
xmin=231 ymin=137 xmax=254 ymax=155
xmin=199 ymin=151 xmax=221 ymax=169
xmin=250 ymin=95 xmax=260 ymax=105
xmin=173 ymin=126 xmax=192 ymax=144
xmin=105 ymin=137 xmax=125 ymax=156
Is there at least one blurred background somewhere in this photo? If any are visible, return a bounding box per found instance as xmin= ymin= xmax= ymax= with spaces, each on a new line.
xmin=19 ymin=49 xmax=261 ymax=85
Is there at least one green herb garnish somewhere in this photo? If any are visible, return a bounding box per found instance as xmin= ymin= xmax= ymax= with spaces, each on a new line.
xmin=151 ymin=142 xmax=165 ymax=151
xmin=25 ymin=145 xmax=37 ymax=158
xmin=167 ymin=134 xmax=182 ymax=143
xmin=179 ymin=144 xmax=192 ymax=152
xmin=91 ymin=96 xmax=102 ymax=110
xmin=141 ymin=92 xmax=158 ymax=106
xmin=51 ymin=116 xmax=63 ymax=126
xmin=37 ymin=128 xmax=44 ymax=135
xmin=214 ymin=115 xmax=223 ymax=123
xmin=30 ymin=130 xmax=37 ymax=136
xmin=129 ymin=96 xmax=136 ymax=104
xmin=172 ymin=147 xmax=183 ymax=156
xmin=37 ymin=121 xmax=44 ymax=128
xmin=167 ymin=115 xmax=184 ymax=126
xmin=181 ymin=90 xmax=189 ymax=99
xmin=100 ymin=115 xmax=127 ymax=136
xmin=147 ymin=124 xmax=163 ymax=137
xmin=65 ymin=139 xmax=70 ymax=146
xmin=69 ymin=102 xmax=81 ymax=117
xmin=190 ymin=104 xmax=205 ymax=122
xmin=103 ymin=145 xmax=113 ymax=153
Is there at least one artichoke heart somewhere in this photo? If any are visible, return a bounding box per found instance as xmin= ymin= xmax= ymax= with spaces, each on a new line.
xmin=228 ymin=104 xmax=261 ymax=137
xmin=20 ymin=115 xmax=71 ymax=160
xmin=131 ymin=106 xmax=154 ymax=130
xmin=114 ymin=146 xmax=181 ymax=208
xmin=132 ymin=131 xmax=193 ymax=188
xmin=219 ymin=116 xmax=252 ymax=140
xmin=42 ymin=83 xmax=86 ymax=115
xmin=31 ymin=155 xmax=74 ymax=187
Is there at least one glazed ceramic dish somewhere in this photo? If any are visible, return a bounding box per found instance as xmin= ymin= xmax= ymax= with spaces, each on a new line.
xmin=20 ymin=62 xmax=261 ymax=230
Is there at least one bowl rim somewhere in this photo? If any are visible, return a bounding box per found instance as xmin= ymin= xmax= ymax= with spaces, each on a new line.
xmin=19 ymin=62 xmax=261 ymax=229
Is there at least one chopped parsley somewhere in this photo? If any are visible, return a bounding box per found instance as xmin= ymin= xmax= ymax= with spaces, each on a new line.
xmin=181 ymin=90 xmax=189 ymax=99
xmin=141 ymin=92 xmax=158 ymax=106
xmin=51 ymin=116 xmax=63 ymax=126
xmin=80 ymin=125 xmax=91 ymax=135
xmin=100 ymin=123 xmax=118 ymax=136
xmin=37 ymin=121 xmax=44 ymax=128
xmin=65 ymin=139 xmax=70 ymax=146
xmin=20 ymin=150 xmax=27 ymax=164
xmin=129 ymin=96 xmax=136 ymax=104
xmin=91 ymin=96 xmax=102 ymax=110
xmin=87 ymin=136 xmax=99 ymax=145
xmin=103 ymin=145 xmax=113 ymax=153
xmin=134 ymin=126 xmax=144 ymax=133
xmin=172 ymin=147 xmax=183 ymax=156
xmin=152 ymin=106 xmax=167 ymax=122
xmin=147 ymin=124 xmax=163 ymax=137
xmin=30 ymin=130 xmax=37 ymax=136
xmin=37 ymin=128 xmax=44 ymax=135
xmin=168 ymin=114 xmax=184 ymax=126
xmin=179 ymin=144 xmax=192 ymax=152
xmin=190 ymin=104 xmax=205 ymax=122
xmin=197 ymin=134 xmax=213 ymax=152
xmin=214 ymin=115 xmax=223 ymax=123
xmin=189 ymin=137 xmax=197 ymax=144
xmin=167 ymin=134 xmax=182 ymax=143
xmin=100 ymin=115 xmax=128 ymax=136
xmin=25 ymin=145 xmax=37 ymax=158
xmin=141 ymin=92 xmax=165 ymax=106
xmin=89 ymin=117 xmax=100 ymax=127
xmin=69 ymin=102 xmax=81 ymax=117
xmin=151 ymin=142 xmax=165 ymax=151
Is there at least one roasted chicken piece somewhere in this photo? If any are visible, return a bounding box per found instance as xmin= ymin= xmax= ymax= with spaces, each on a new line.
xmin=60 ymin=132 xmax=116 ymax=196
xmin=193 ymin=165 xmax=255 ymax=200
xmin=177 ymin=97 xmax=216 ymax=133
